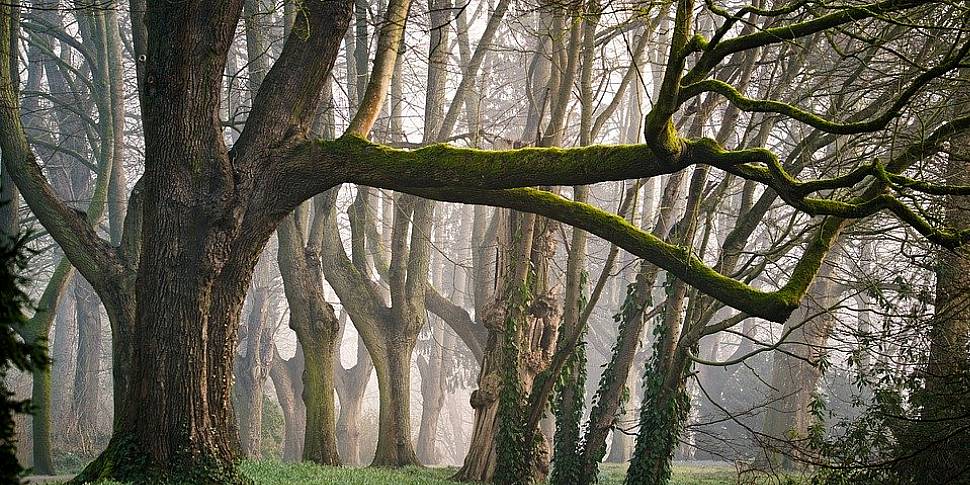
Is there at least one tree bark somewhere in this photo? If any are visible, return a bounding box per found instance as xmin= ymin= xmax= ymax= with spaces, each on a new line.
xmin=270 ymin=343 xmax=306 ymax=462
xmin=335 ymin=314 xmax=373 ymax=466
xmin=371 ymin=335 xmax=419 ymax=466
xmin=278 ymin=213 xmax=342 ymax=466
xmin=299 ymin=322 xmax=340 ymax=465
xmin=70 ymin=276 xmax=103 ymax=453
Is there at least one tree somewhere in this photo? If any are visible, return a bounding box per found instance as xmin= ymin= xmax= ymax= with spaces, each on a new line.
xmin=0 ymin=230 xmax=49 ymax=484
xmin=0 ymin=1 xmax=968 ymax=483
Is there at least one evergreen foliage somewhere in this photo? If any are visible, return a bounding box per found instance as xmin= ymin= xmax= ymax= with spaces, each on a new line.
xmin=0 ymin=231 xmax=48 ymax=484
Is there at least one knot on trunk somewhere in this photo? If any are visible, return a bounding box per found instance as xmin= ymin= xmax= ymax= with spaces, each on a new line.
xmin=481 ymin=301 xmax=507 ymax=332
xmin=470 ymin=372 xmax=501 ymax=409
xmin=529 ymin=293 xmax=562 ymax=361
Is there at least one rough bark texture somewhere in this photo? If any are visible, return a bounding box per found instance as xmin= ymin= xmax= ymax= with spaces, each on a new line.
xmin=455 ymin=208 xmax=562 ymax=483
xmin=0 ymin=1 xmax=963 ymax=483
xmin=371 ymin=336 xmax=420 ymax=466
xmin=892 ymin=120 xmax=970 ymax=484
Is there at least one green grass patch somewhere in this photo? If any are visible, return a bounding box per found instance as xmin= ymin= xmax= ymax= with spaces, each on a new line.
xmin=49 ymin=460 xmax=743 ymax=484
xmin=240 ymin=461 xmax=458 ymax=484
xmin=240 ymin=461 xmax=739 ymax=485
xmin=598 ymin=463 xmax=736 ymax=485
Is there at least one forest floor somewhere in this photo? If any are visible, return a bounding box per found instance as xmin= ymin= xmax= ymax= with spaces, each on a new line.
xmin=33 ymin=460 xmax=744 ymax=484
xmin=241 ymin=460 xmax=739 ymax=484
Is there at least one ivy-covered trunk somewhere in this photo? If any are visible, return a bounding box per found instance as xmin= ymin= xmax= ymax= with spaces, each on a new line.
xmin=625 ymin=346 xmax=692 ymax=485
xmin=455 ymin=210 xmax=561 ymax=484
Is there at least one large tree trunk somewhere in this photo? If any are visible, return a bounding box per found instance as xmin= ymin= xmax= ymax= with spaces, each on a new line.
xmin=299 ymin=324 xmax=340 ymax=465
xmin=455 ymin=209 xmax=562 ymax=484
xmin=456 ymin=341 xmax=502 ymax=480
xmin=892 ymin=114 xmax=970 ymax=484
xmin=371 ymin=336 xmax=419 ymax=466
xmin=79 ymin=247 xmax=266 ymax=483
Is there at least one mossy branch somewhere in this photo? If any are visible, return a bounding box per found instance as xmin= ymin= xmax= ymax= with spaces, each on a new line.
xmin=298 ymin=135 xmax=672 ymax=198
xmin=407 ymin=186 xmax=801 ymax=322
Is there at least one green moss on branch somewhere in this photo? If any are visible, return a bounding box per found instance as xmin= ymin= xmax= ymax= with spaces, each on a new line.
xmin=409 ymin=186 xmax=799 ymax=322
xmin=315 ymin=134 xmax=669 ymax=191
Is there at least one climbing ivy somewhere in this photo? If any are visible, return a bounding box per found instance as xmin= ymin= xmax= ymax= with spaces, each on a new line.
xmin=550 ymin=271 xmax=589 ymax=485
xmin=625 ymin=280 xmax=693 ymax=485
xmin=494 ymin=272 xmax=535 ymax=485
xmin=580 ymin=281 xmax=647 ymax=476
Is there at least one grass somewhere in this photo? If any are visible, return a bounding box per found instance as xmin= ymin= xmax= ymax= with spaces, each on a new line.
xmin=238 ymin=461 xmax=739 ymax=485
xmin=240 ymin=461 xmax=459 ymax=484
xmin=598 ymin=463 xmax=737 ymax=485
xmin=47 ymin=461 xmax=740 ymax=484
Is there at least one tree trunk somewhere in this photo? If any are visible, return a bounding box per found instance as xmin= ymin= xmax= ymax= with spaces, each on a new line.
xmin=233 ymin=272 xmax=275 ymax=459
xmin=416 ymin=217 xmax=451 ymax=465
xmin=760 ymin=252 xmax=841 ymax=469
xmin=30 ymin=367 xmax=54 ymax=474
xmin=603 ymin=363 xmax=637 ymax=464
xmin=416 ymin=322 xmax=448 ymax=464
xmin=78 ymin=263 xmax=259 ymax=483
xmin=335 ymin=330 xmax=373 ymax=466
xmin=371 ymin=336 xmax=419 ymax=467
xmin=44 ymin=276 xmax=76 ymax=455
xmin=626 ymin=349 xmax=692 ymax=485
xmin=278 ymin=212 xmax=342 ymax=466
xmin=70 ymin=276 xmax=103 ymax=453
xmin=270 ymin=344 xmax=305 ymax=462
xmin=455 ymin=343 xmax=502 ymax=481
xmin=892 ymin=111 xmax=970 ymax=484
xmin=456 ymin=208 xmax=561 ymax=483
xmin=299 ymin=325 xmax=340 ymax=465
xmin=335 ymin=371 xmax=367 ymax=465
